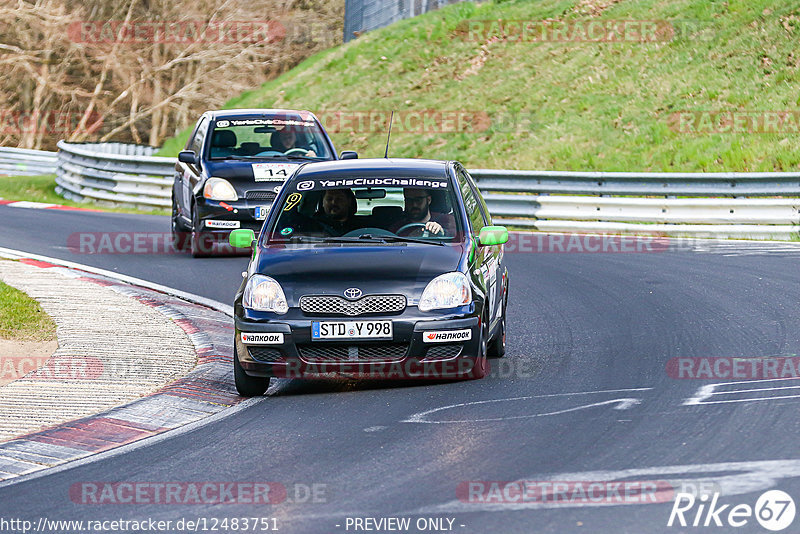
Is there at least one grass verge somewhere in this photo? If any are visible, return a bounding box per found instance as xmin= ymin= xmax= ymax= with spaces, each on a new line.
xmin=0 ymin=274 xmax=57 ymax=342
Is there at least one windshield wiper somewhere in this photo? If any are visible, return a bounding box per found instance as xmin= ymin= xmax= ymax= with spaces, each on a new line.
xmin=375 ymin=235 xmax=446 ymax=246
xmin=271 ymin=234 xmax=445 ymax=246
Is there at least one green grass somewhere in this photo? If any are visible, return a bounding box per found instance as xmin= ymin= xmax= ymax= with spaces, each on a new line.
xmin=0 ymin=175 xmax=168 ymax=216
xmin=158 ymin=0 xmax=800 ymax=172
xmin=0 ymin=275 xmax=57 ymax=342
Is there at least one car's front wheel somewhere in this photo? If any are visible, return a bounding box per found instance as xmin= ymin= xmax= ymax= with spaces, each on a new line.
xmin=488 ymin=313 xmax=506 ymax=358
xmin=467 ymin=314 xmax=489 ymax=379
xmin=171 ymin=196 xmax=189 ymax=251
xmin=190 ymin=205 xmax=213 ymax=258
xmin=234 ymin=344 xmax=271 ymax=397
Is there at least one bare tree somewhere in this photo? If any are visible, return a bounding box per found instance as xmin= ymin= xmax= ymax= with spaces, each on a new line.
xmin=0 ymin=0 xmax=344 ymax=149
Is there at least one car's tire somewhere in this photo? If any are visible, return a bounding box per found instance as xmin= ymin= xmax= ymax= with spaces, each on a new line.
xmin=190 ymin=205 xmax=213 ymax=258
xmin=487 ymin=313 xmax=506 ymax=358
xmin=171 ymin=196 xmax=189 ymax=252
xmin=234 ymin=344 xmax=270 ymax=397
xmin=467 ymin=314 xmax=489 ymax=379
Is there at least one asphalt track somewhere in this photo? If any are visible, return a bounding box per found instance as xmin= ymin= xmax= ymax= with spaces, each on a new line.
xmin=2 ymin=204 xmax=800 ymax=533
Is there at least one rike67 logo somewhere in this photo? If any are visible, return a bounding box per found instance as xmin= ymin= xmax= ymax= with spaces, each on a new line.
xmin=668 ymin=490 xmax=796 ymax=531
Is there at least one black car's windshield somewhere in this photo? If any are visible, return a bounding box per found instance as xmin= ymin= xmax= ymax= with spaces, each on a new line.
xmin=266 ymin=177 xmax=464 ymax=244
xmin=208 ymin=115 xmax=333 ymax=160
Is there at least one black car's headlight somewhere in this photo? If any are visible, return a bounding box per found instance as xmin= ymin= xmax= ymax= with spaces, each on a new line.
xmin=203 ymin=177 xmax=238 ymax=201
xmin=243 ymin=275 xmax=289 ymax=314
xmin=419 ymin=272 xmax=472 ymax=312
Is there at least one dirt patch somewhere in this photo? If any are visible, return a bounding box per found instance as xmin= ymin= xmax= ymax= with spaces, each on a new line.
xmin=572 ymin=0 xmax=625 ymax=17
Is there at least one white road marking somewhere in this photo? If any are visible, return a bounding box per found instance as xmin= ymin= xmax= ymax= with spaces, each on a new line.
xmin=683 ymin=377 xmax=800 ymax=405
xmin=406 ymin=459 xmax=800 ymax=513
xmin=403 ymin=388 xmax=651 ymax=424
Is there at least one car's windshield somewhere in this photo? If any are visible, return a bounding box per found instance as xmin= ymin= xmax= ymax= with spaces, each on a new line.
xmin=208 ymin=116 xmax=333 ymax=160
xmin=265 ymin=176 xmax=464 ymax=244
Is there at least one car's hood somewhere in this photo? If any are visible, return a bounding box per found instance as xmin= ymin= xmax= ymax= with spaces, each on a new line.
xmin=204 ymin=160 xmax=302 ymax=194
xmin=253 ymin=243 xmax=466 ymax=305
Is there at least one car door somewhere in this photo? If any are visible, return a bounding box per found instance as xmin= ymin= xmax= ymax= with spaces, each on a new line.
xmin=455 ymin=166 xmax=499 ymax=328
xmin=464 ymin=167 xmax=505 ymax=327
xmin=177 ymin=116 xmax=208 ymax=219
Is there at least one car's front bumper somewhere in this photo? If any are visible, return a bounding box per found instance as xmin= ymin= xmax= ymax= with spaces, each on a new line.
xmin=234 ymin=307 xmax=481 ymax=379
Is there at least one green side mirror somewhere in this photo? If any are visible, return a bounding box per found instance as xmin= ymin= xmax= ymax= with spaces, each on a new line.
xmin=229 ymin=229 xmax=256 ymax=248
xmin=478 ymin=226 xmax=508 ymax=246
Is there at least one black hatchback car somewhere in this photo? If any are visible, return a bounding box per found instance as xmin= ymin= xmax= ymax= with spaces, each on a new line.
xmin=171 ymin=109 xmax=357 ymax=257
xmin=228 ymin=158 xmax=509 ymax=396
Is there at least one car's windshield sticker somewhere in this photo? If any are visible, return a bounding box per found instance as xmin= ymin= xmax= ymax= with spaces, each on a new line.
xmin=283 ymin=192 xmax=302 ymax=211
xmin=215 ymin=118 xmax=315 ymax=128
xmin=298 ymin=178 xmax=448 ymax=190
xmin=280 ymin=227 xmax=293 ymax=236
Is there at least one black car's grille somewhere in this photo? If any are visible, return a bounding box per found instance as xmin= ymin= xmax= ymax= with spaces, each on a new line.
xmin=245 ymin=190 xmax=277 ymax=201
xmin=298 ymin=343 xmax=409 ymax=362
xmin=299 ymin=295 xmax=406 ymax=316
xmin=424 ymin=345 xmax=463 ymax=360
xmin=248 ymin=347 xmax=283 ymax=362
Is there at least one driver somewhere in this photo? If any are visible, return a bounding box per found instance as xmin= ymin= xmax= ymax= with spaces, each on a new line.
xmin=389 ymin=188 xmax=456 ymax=236
xmin=315 ymin=188 xmax=360 ymax=236
xmin=271 ymin=128 xmax=316 ymax=157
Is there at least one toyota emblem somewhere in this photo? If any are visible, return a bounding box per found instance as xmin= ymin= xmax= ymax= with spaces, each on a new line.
xmin=343 ymin=288 xmax=362 ymax=300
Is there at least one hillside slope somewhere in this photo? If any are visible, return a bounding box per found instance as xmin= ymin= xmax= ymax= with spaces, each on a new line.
xmin=160 ymin=0 xmax=800 ymax=172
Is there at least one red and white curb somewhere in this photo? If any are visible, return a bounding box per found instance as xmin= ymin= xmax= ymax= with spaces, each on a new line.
xmin=0 ymin=198 xmax=102 ymax=212
xmin=0 ymin=250 xmax=246 ymax=483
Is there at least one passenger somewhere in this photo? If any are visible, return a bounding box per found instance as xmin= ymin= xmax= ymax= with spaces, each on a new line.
xmin=389 ymin=188 xmax=456 ymax=236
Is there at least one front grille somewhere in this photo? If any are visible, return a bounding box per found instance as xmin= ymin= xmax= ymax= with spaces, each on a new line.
xmin=245 ymin=190 xmax=277 ymax=201
xmin=299 ymin=295 xmax=406 ymax=316
xmin=424 ymin=345 xmax=462 ymax=360
xmin=248 ymin=347 xmax=283 ymax=362
xmin=298 ymin=343 xmax=409 ymax=362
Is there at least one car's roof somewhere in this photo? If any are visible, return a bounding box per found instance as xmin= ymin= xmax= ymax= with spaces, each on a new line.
xmin=293 ymin=158 xmax=452 ymax=180
xmin=204 ymin=109 xmax=316 ymax=120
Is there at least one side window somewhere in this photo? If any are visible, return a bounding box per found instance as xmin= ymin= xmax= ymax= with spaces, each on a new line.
xmin=457 ymin=169 xmax=484 ymax=235
xmin=464 ymin=169 xmax=492 ymax=225
xmin=190 ymin=117 xmax=208 ymax=156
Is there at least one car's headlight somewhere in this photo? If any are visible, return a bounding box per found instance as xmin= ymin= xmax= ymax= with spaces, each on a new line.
xmin=243 ymin=275 xmax=288 ymax=314
xmin=419 ymin=272 xmax=472 ymax=312
xmin=203 ymin=177 xmax=238 ymax=201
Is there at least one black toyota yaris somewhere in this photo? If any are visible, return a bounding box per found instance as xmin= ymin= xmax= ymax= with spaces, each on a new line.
xmin=228 ymin=158 xmax=509 ymax=396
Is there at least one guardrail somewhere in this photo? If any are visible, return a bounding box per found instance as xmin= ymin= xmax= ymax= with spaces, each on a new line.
xmin=2 ymin=142 xmax=799 ymax=239
xmin=55 ymin=141 xmax=174 ymax=209
xmin=0 ymin=147 xmax=57 ymax=176
xmin=471 ymin=169 xmax=800 ymax=239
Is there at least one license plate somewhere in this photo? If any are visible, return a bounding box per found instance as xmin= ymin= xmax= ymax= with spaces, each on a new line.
xmin=312 ymin=321 xmax=392 ymax=340
xmin=254 ymin=206 xmax=270 ymax=220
